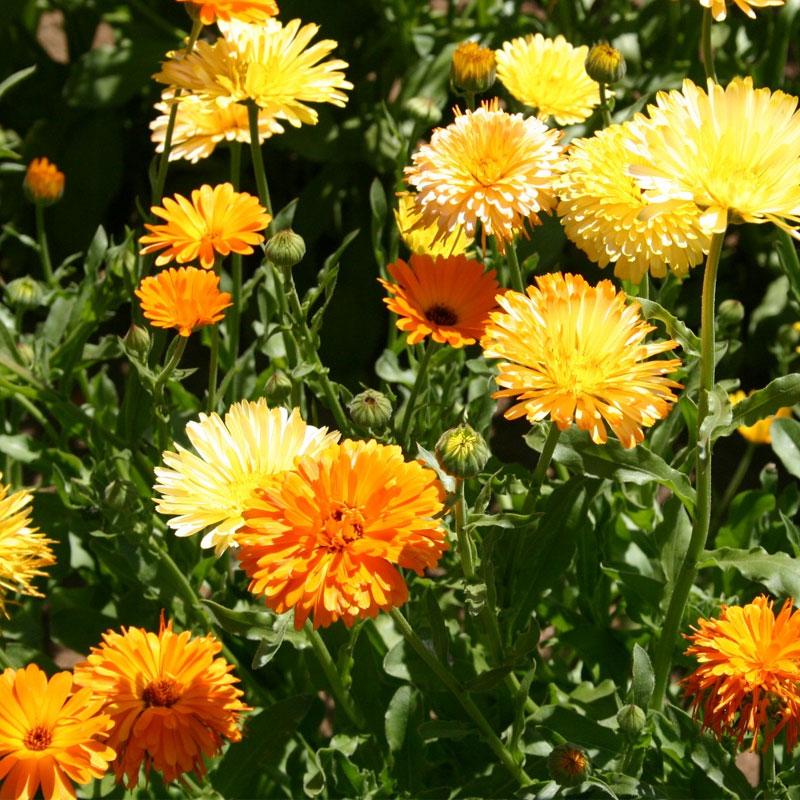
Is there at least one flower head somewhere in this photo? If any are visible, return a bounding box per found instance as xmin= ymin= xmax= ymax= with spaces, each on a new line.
xmin=237 ymin=439 xmax=448 ymax=629
xmin=136 ymin=266 xmax=232 ymax=337
xmin=495 ymin=34 xmax=600 ymax=125
xmin=450 ymin=41 xmax=496 ymax=95
xmin=0 ymin=664 xmax=114 ymax=800
xmin=140 ymin=183 xmax=270 ymax=268
xmin=394 ymin=194 xmax=470 ymax=258
xmin=729 ymin=390 xmax=793 ymax=445
xmin=627 ymin=78 xmax=800 ymax=238
xmin=700 ymin=0 xmax=784 ymax=20
xmin=154 ymin=401 xmax=339 ymax=554
xmin=73 ymin=618 xmax=248 ymax=787
xmin=0 ymin=473 xmax=56 ymax=618
xmin=23 ymin=158 xmax=64 ymax=205
xmin=557 ymin=121 xmax=711 ymax=282
xmin=584 ymin=42 xmax=626 ymax=85
xmin=481 ymin=273 xmax=682 ymax=448
xmin=684 ymin=596 xmax=800 ymax=752
xmin=154 ymin=19 xmax=352 ymax=127
xmin=405 ymin=100 xmax=563 ymax=253
xmin=547 ymin=744 xmax=590 ymax=788
xmin=380 ymin=254 xmax=501 ymax=348
xmin=177 ymin=0 xmax=278 ymax=25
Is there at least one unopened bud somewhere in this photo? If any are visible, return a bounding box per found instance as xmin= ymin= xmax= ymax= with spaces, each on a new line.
xmin=122 ymin=324 xmax=150 ymax=361
xmin=24 ymin=157 xmax=65 ymax=206
xmin=265 ymin=229 xmax=306 ymax=270
xmin=16 ymin=342 xmax=34 ymax=365
xmin=404 ymin=96 xmax=442 ymax=126
xmin=548 ymin=744 xmax=590 ymax=788
xmin=450 ymin=41 xmax=497 ymax=96
xmin=348 ymin=389 xmax=392 ymax=430
xmin=435 ymin=423 xmax=490 ymax=479
xmin=585 ymin=42 xmax=626 ymax=85
xmin=717 ymin=299 xmax=744 ymax=332
xmin=617 ymin=704 xmax=646 ymax=740
xmin=5 ymin=276 xmax=44 ymax=309
xmin=265 ymin=371 xmax=292 ymax=404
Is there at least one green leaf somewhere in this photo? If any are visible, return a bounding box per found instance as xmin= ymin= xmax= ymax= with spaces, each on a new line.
xmin=775 ymin=228 xmax=800 ymax=304
xmin=718 ymin=376 xmax=800 ymax=437
xmin=0 ymin=65 xmax=36 ymax=101
xmin=417 ymin=720 xmax=473 ymax=742
xmin=251 ymin=612 xmax=292 ymax=669
xmin=699 ymin=547 xmax=800 ymax=597
xmin=631 ymin=644 xmax=655 ymax=709
xmin=385 ymin=685 xmax=417 ymax=752
xmin=698 ymin=386 xmax=733 ymax=447
xmin=637 ymin=297 xmax=700 ymax=356
xmin=201 ymin=600 xmax=273 ymax=640
xmin=772 ymin=418 xmax=800 ymax=479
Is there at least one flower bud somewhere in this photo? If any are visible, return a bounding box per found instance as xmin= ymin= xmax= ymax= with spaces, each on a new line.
xmin=265 ymin=229 xmax=306 ymax=269
xmin=617 ymin=704 xmax=647 ymax=740
xmin=4 ymin=276 xmax=44 ymax=310
xmin=265 ymin=371 xmax=293 ymax=404
xmin=404 ymin=96 xmax=442 ymax=126
xmin=450 ymin=41 xmax=497 ymax=96
xmin=717 ymin=299 xmax=744 ymax=335
xmin=585 ymin=42 xmax=626 ymax=85
xmin=435 ymin=423 xmax=490 ymax=479
xmin=16 ymin=342 xmax=34 ymax=365
xmin=348 ymin=389 xmax=393 ymax=430
xmin=23 ymin=157 xmax=65 ymax=206
xmin=547 ymin=744 xmax=590 ymax=788
xmin=122 ymin=324 xmax=151 ymax=361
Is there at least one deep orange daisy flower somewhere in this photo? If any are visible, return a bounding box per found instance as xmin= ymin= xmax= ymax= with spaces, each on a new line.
xmin=237 ymin=438 xmax=448 ymax=629
xmin=684 ymin=596 xmax=800 ymax=752
xmin=136 ymin=266 xmax=232 ymax=337
xmin=72 ymin=617 xmax=249 ymax=787
xmin=139 ymin=183 xmax=270 ymax=269
xmin=379 ymin=254 xmax=501 ymax=347
xmin=23 ymin=158 xmax=65 ymax=206
xmin=177 ymin=0 xmax=278 ymax=25
xmin=0 ymin=663 xmax=115 ymax=800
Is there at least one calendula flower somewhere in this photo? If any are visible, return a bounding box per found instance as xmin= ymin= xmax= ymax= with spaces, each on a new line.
xmin=154 ymin=19 xmax=352 ymax=128
xmin=23 ymin=157 xmax=64 ymax=205
xmin=154 ymin=401 xmax=339 ymax=554
xmin=140 ymin=183 xmax=270 ymax=268
xmin=557 ymin=121 xmax=710 ymax=282
xmin=73 ymin=618 xmax=248 ymax=787
xmin=405 ymin=99 xmax=563 ymax=253
xmin=0 ymin=473 xmax=56 ymax=617
xmin=237 ymin=438 xmax=448 ymax=629
xmin=151 ymin=91 xmax=285 ymax=163
xmin=136 ymin=267 xmax=232 ymax=337
xmin=729 ymin=390 xmax=793 ymax=444
xmin=684 ymin=596 xmax=800 ymax=752
xmin=495 ymin=34 xmax=600 ymax=125
xmin=627 ymin=78 xmax=800 ymax=238
xmin=395 ymin=194 xmax=470 ymax=257
xmin=176 ymin=0 xmax=278 ymax=25
xmin=481 ymin=273 xmax=681 ymax=448
xmin=700 ymin=0 xmax=784 ymax=21
xmin=379 ymin=254 xmax=501 ymax=347
xmin=0 ymin=664 xmax=115 ymax=800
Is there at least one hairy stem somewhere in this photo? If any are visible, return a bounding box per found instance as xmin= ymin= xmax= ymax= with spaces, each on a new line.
xmin=35 ymin=204 xmax=54 ymax=285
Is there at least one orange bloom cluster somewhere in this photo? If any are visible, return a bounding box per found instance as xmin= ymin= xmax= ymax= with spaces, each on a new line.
xmin=684 ymin=596 xmax=800 ymax=752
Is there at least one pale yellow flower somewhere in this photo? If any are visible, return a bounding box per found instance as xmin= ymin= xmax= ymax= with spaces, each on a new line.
xmin=394 ymin=194 xmax=470 ymax=257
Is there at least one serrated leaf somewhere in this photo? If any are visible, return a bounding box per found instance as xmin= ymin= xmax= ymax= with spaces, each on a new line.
xmin=638 ymin=297 xmax=700 ymax=356
xmin=772 ymin=418 xmax=800 ymax=479
xmin=699 ymin=546 xmax=800 ymax=597
xmin=717 ymin=376 xmax=800 ymax=438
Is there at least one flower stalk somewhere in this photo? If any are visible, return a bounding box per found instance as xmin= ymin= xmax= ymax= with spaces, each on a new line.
xmin=700 ymin=7 xmax=717 ymax=83
xmin=398 ymin=342 xmax=436 ymax=451
xmin=505 ymin=239 xmax=525 ymax=293
xmin=34 ymin=204 xmax=54 ymax=286
xmin=247 ymin=100 xmax=274 ymax=221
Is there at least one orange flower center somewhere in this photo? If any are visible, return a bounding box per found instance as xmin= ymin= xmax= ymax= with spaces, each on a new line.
xmin=24 ymin=725 xmax=52 ymax=751
xmin=324 ymin=504 xmax=366 ymax=551
xmin=142 ymin=678 xmax=181 ymax=707
xmin=425 ymin=304 xmax=459 ymax=326
xmin=558 ymin=749 xmax=587 ymax=775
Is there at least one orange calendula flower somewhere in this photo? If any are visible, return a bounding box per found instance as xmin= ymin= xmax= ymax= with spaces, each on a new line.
xmin=700 ymin=0 xmax=784 ymax=20
xmin=23 ymin=158 xmax=65 ymax=206
xmin=136 ymin=266 xmax=232 ymax=337
xmin=237 ymin=438 xmax=449 ymax=629
xmin=481 ymin=273 xmax=682 ymax=448
xmin=379 ymin=254 xmax=501 ymax=347
xmin=73 ymin=618 xmax=249 ymax=787
xmin=0 ymin=663 xmax=115 ymax=800
xmin=140 ymin=183 xmax=270 ymax=268
xmin=729 ymin=390 xmax=793 ymax=445
xmin=177 ymin=0 xmax=278 ymax=25
xmin=684 ymin=596 xmax=800 ymax=752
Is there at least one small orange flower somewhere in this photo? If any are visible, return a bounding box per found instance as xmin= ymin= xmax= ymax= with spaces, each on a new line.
xmin=729 ymin=390 xmax=793 ymax=445
xmin=379 ymin=254 xmax=501 ymax=347
xmin=23 ymin=158 xmax=65 ymax=205
xmin=237 ymin=439 xmax=448 ymax=629
xmin=140 ymin=183 xmax=270 ymax=268
xmin=177 ymin=0 xmax=278 ymax=25
xmin=136 ymin=266 xmax=232 ymax=337
xmin=684 ymin=596 xmax=800 ymax=752
xmin=73 ymin=617 xmax=249 ymax=787
xmin=0 ymin=663 xmax=115 ymax=800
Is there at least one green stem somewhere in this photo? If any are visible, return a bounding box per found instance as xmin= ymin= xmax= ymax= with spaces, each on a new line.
xmin=598 ymin=82 xmax=612 ymax=128
xmin=711 ymin=441 xmax=755 ymax=534
xmin=304 ymin=623 xmax=366 ymax=729
xmin=454 ymin=478 xmax=475 ymax=579
xmin=505 ymin=239 xmax=525 ymax=293
xmin=154 ymin=335 xmax=187 ymax=393
xmin=465 ymin=91 xmax=476 ymax=111
xmin=207 ymin=326 xmax=220 ymax=412
xmin=389 ymin=608 xmax=531 ymax=786
xmin=700 ymin=7 xmax=717 ymax=83
xmin=35 ymin=203 xmax=54 ymax=285
xmin=398 ymin=343 xmax=436 ymax=451
xmin=763 ymin=735 xmax=775 ymax=797
xmin=650 ymin=229 xmax=725 ymax=712
xmin=247 ymin=100 xmax=273 ymax=220
xmin=522 ymin=422 xmax=561 ymax=513
xmin=227 ymin=142 xmax=244 ymax=396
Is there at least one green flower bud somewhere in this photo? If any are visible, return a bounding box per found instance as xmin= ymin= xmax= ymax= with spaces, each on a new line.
xmin=122 ymin=324 xmax=151 ymax=361
xmin=16 ymin=342 xmax=34 ymax=365
xmin=5 ymin=276 xmax=44 ymax=310
xmin=547 ymin=744 xmax=590 ymax=788
xmin=617 ymin=704 xmax=647 ymax=740
xmin=265 ymin=371 xmax=293 ymax=404
xmin=717 ymin=299 xmax=744 ymax=335
xmin=348 ymin=389 xmax=393 ymax=430
xmin=585 ymin=42 xmax=626 ymax=85
xmin=404 ymin=96 xmax=442 ymax=126
xmin=435 ymin=423 xmax=490 ymax=479
xmin=265 ymin=229 xmax=306 ymax=269
xmin=450 ymin=41 xmax=497 ymax=96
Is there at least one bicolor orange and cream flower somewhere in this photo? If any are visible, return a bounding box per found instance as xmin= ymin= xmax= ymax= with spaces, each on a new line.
xmin=699 ymin=0 xmax=784 ymax=21
xmin=729 ymin=390 xmax=793 ymax=445
xmin=73 ymin=618 xmax=248 ymax=787
xmin=684 ymin=596 xmax=800 ymax=752
xmin=0 ymin=663 xmax=115 ymax=800
xmin=237 ymin=438 xmax=448 ymax=629
xmin=405 ymin=100 xmax=563 ymax=253
xmin=379 ymin=254 xmax=501 ymax=347
xmin=23 ymin=158 xmax=64 ymax=206
xmin=140 ymin=183 xmax=270 ymax=268
xmin=557 ymin=120 xmax=710 ymax=282
xmin=154 ymin=401 xmax=339 ymax=554
xmin=481 ymin=273 xmax=682 ymax=448
xmin=136 ymin=266 xmax=232 ymax=337
xmin=495 ymin=34 xmax=600 ymax=125
xmin=176 ymin=0 xmax=278 ymax=25
xmin=627 ymin=78 xmax=800 ymax=238
xmin=0 ymin=473 xmax=56 ymax=618
xmin=394 ymin=194 xmax=470 ymax=258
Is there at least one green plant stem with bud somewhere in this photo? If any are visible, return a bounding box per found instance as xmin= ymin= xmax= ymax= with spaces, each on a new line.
xmin=505 ymin=239 xmax=525 ymax=293
xmin=154 ymin=334 xmax=187 ymax=450
xmin=398 ymin=342 xmax=437 ymax=451
xmin=390 ymin=607 xmax=531 ymax=787
xmin=650 ymin=228 xmax=725 ymax=712
xmin=454 ymin=478 xmax=475 ymax=579
xmin=34 ymin=204 xmax=54 ymax=285
xmin=247 ymin=100 xmax=274 ymax=222
xmin=598 ymin=82 xmax=612 ymax=128
xmin=700 ymin=7 xmax=717 ymax=83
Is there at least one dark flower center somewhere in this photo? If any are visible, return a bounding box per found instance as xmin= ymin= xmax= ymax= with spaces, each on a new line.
xmin=142 ymin=678 xmax=181 ymax=708
xmin=24 ymin=726 xmax=52 ymax=751
xmin=425 ymin=304 xmax=458 ymax=326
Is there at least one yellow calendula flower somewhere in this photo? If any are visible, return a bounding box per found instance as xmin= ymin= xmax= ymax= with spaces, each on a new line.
xmin=627 ymin=78 xmax=800 ymax=238
xmin=699 ymin=0 xmax=784 ymax=21
xmin=557 ymin=120 xmax=710 ymax=282
xmin=495 ymin=34 xmax=600 ymax=125
xmin=394 ymin=194 xmax=470 ymax=257
xmin=154 ymin=18 xmax=352 ymax=128
xmin=450 ymin=41 xmax=496 ymax=95
xmin=729 ymin=390 xmax=793 ymax=444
